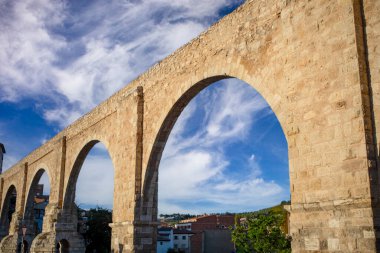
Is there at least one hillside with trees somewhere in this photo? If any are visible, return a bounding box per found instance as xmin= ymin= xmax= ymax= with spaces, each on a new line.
xmin=231 ymin=201 xmax=291 ymax=253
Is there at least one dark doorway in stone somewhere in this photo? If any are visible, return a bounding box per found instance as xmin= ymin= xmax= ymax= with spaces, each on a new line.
xmin=22 ymin=240 xmax=28 ymax=253
xmin=57 ymin=239 xmax=70 ymax=253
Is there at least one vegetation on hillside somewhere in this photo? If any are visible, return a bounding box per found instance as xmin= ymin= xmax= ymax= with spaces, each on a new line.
xmin=231 ymin=201 xmax=291 ymax=253
xmin=159 ymin=213 xmax=196 ymax=220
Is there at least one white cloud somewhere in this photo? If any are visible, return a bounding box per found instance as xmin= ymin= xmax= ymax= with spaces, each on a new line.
xmin=159 ymin=150 xmax=227 ymax=200
xmin=43 ymin=107 xmax=83 ymax=128
xmin=158 ymin=79 xmax=287 ymax=214
xmin=158 ymin=202 xmax=194 ymax=215
xmin=0 ymin=0 xmax=66 ymax=102
xmin=0 ymin=0 xmax=241 ymax=128
xmin=163 ymin=79 xmax=272 ymax=155
xmin=205 ymin=81 xmax=270 ymax=141
xmin=75 ymin=145 xmax=114 ymax=209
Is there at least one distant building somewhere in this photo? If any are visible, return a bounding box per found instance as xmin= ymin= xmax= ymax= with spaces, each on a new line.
xmin=177 ymin=214 xmax=235 ymax=253
xmin=159 ymin=220 xmax=170 ymax=228
xmin=35 ymin=184 xmax=44 ymax=196
xmin=173 ymin=229 xmax=194 ymax=253
xmin=175 ymin=222 xmax=191 ymax=231
xmin=34 ymin=197 xmax=48 ymax=233
xmin=202 ymin=230 xmax=234 ymax=253
xmin=157 ymin=227 xmax=194 ymax=253
xmin=157 ymin=227 xmax=173 ymax=253
xmin=33 ymin=184 xmax=49 ymax=233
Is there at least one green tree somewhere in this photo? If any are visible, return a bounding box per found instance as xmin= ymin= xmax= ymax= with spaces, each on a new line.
xmin=84 ymin=207 xmax=112 ymax=253
xmin=232 ymin=210 xmax=291 ymax=253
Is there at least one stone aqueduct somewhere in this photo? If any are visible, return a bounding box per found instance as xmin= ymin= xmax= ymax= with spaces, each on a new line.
xmin=0 ymin=0 xmax=379 ymax=252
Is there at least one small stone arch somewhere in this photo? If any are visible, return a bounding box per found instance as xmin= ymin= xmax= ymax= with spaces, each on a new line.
xmin=0 ymin=185 xmax=17 ymax=237
xmin=23 ymin=168 xmax=51 ymax=239
xmin=25 ymin=163 xmax=53 ymax=202
xmin=62 ymin=139 xmax=115 ymax=211
xmin=56 ymin=239 xmax=70 ymax=253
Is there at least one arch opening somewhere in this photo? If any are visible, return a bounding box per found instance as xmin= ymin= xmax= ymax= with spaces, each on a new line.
xmin=63 ymin=141 xmax=114 ymax=252
xmin=56 ymin=239 xmax=70 ymax=253
xmin=23 ymin=169 xmax=51 ymax=245
xmin=145 ymin=77 xmax=290 ymax=253
xmin=0 ymin=185 xmax=17 ymax=237
xmin=17 ymin=240 xmax=29 ymax=253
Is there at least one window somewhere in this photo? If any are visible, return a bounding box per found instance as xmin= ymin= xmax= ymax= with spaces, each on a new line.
xmin=182 ymin=236 xmax=186 ymax=240
xmin=174 ymin=244 xmax=178 ymax=249
xmin=174 ymin=236 xmax=178 ymax=240
xmin=160 ymin=242 xmax=163 ymax=245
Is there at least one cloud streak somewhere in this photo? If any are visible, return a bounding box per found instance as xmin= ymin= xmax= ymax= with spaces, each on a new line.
xmin=0 ymin=0 xmax=243 ymax=128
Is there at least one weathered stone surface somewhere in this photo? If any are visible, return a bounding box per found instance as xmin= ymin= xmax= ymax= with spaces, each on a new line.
xmin=0 ymin=0 xmax=379 ymax=252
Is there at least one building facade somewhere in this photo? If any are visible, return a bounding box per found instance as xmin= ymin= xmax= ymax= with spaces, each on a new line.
xmin=157 ymin=227 xmax=173 ymax=253
xmin=173 ymin=229 xmax=194 ymax=253
xmin=178 ymin=214 xmax=235 ymax=253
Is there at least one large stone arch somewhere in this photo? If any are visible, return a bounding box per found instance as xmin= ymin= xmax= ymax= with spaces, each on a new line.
xmin=138 ymin=69 xmax=290 ymax=250
xmin=138 ymin=56 xmax=292 ymax=201
xmin=140 ymin=73 xmax=288 ymax=214
xmin=35 ymin=138 xmax=116 ymax=253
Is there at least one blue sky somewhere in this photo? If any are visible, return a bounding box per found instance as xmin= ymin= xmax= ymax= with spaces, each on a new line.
xmin=0 ymin=0 xmax=289 ymax=214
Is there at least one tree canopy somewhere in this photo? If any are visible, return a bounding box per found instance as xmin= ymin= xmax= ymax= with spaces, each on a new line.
xmin=232 ymin=209 xmax=291 ymax=253
xmin=84 ymin=207 xmax=112 ymax=253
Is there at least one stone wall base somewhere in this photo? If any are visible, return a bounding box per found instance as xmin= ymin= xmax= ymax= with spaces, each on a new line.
xmin=289 ymin=203 xmax=377 ymax=252
xmin=0 ymin=234 xmax=18 ymax=253
xmin=30 ymin=231 xmax=85 ymax=253
xmin=110 ymin=221 xmax=159 ymax=253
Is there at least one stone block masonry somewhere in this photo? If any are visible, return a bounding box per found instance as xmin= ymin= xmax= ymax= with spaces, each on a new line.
xmin=0 ymin=0 xmax=379 ymax=252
